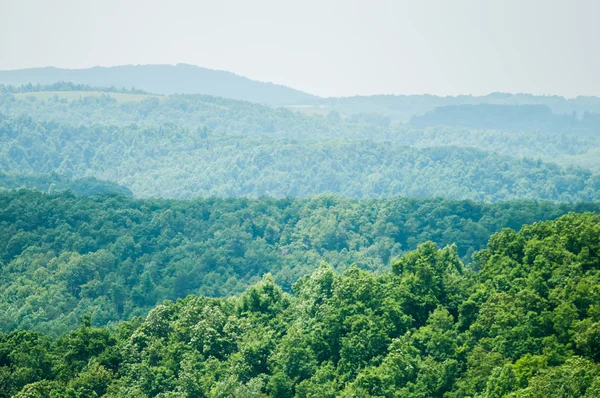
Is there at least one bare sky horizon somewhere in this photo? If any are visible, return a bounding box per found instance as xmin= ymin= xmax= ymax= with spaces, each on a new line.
xmin=1 ymin=0 xmax=599 ymax=98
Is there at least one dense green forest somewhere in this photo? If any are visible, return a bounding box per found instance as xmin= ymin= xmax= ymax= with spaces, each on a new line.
xmin=2 ymin=0 xmax=600 ymax=391
xmin=1 ymin=81 xmax=600 ymax=397
xmin=1 ymin=213 xmax=599 ymax=397
xmin=2 ymin=115 xmax=600 ymax=200
xmin=2 ymin=190 xmax=598 ymax=336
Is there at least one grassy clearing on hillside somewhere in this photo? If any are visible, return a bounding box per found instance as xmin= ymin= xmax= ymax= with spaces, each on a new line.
xmin=13 ymin=91 xmax=161 ymax=103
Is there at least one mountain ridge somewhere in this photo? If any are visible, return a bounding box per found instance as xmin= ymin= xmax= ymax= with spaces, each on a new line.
xmin=0 ymin=64 xmax=317 ymax=106
xmin=3 ymin=65 xmax=600 ymax=113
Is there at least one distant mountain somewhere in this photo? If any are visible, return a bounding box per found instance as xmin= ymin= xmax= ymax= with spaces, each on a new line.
xmin=3 ymin=65 xmax=600 ymax=126
xmin=317 ymin=93 xmax=600 ymax=122
xmin=3 ymin=65 xmax=600 ymax=119
xmin=0 ymin=64 xmax=317 ymax=105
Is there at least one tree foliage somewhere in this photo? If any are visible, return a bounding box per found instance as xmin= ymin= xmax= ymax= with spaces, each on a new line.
xmin=3 ymin=190 xmax=597 ymax=335
xmin=1 ymin=115 xmax=599 ymax=200
xmin=1 ymin=213 xmax=600 ymax=397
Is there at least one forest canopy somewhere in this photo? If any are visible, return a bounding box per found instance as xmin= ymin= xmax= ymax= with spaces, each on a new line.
xmin=1 ymin=115 xmax=600 ymax=201
xmin=0 ymin=171 xmax=132 ymax=196
xmin=1 ymin=190 xmax=598 ymax=335
xmin=1 ymin=82 xmax=600 ymax=397
xmin=1 ymin=213 xmax=600 ymax=397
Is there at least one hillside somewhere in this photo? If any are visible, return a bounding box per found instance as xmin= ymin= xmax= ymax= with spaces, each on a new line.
xmin=1 ymin=213 xmax=599 ymax=397
xmin=0 ymin=172 xmax=132 ymax=196
xmin=2 ymin=116 xmax=600 ymax=201
xmin=0 ymin=64 xmax=317 ymax=105
xmin=12 ymin=91 xmax=158 ymax=103
xmin=4 ymin=66 xmax=600 ymax=122
xmin=409 ymin=104 xmax=600 ymax=134
xmin=3 ymin=88 xmax=600 ymax=172
xmin=2 ymin=190 xmax=598 ymax=335
xmin=397 ymin=126 xmax=600 ymax=170
xmin=0 ymin=89 xmax=344 ymax=136
xmin=2 ymin=1 xmax=600 ymax=396
xmin=318 ymin=93 xmax=600 ymax=122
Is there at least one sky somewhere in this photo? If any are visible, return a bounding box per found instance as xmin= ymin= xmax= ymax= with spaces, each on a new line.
xmin=1 ymin=0 xmax=599 ymax=98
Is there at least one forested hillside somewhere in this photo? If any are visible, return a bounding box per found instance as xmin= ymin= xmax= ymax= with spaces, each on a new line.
xmin=0 ymin=172 xmax=132 ymax=196
xmin=2 ymin=213 xmax=599 ymax=397
xmin=4 ymin=87 xmax=600 ymax=139
xmin=3 ymin=0 xmax=600 ymax=393
xmin=2 ymin=190 xmax=598 ymax=335
xmin=2 ymin=115 xmax=600 ymax=200
xmin=3 ymin=87 xmax=600 ymax=174
xmin=0 ymin=88 xmax=375 ymax=137
xmin=397 ymin=126 xmax=600 ymax=171
xmin=1 ymin=83 xmax=600 ymax=397
xmin=2 ymin=81 xmax=151 ymax=95
xmin=410 ymin=104 xmax=600 ymax=134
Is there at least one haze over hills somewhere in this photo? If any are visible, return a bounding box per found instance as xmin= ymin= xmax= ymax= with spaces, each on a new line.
xmin=3 ymin=64 xmax=600 ymax=123
xmin=410 ymin=104 xmax=600 ymax=134
xmin=4 ymin=1 xmax=600 ymax=396
xmin=2 ymin=99 xmax=600 ymax=201
xmin=0 ymin=64 xmax=317 ymax=106
xmin=319 ymin=93 xmax=600 ymax=122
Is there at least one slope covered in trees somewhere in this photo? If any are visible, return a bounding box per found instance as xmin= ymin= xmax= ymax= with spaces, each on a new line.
xmin=0 ymin=89 xmax=375 ymax=137
xmin=2 ymin=115 xmax=600 ymax=201
xmin=0 ymin=172 xmax=132 ymax=196
xmin=2 ymin=190 xmax=598 ymax=336
xmin=410 ymin=104 xmax=600 ymax=134
xmin=1 ymin=213 xmax=599 ymax=397
xmin=2 ymin=81 xmax=151 ymax=95
xmin=398 ymin=126 xmax=600 ymax=171
xmin=2 ymin=87 xmax=600 ymax=174
xmin=3 ymin=88 xmax=600 ymax=140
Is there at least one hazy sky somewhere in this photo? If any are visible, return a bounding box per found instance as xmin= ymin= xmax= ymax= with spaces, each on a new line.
xmin=1 ymin=0 xmax=599 ymax=97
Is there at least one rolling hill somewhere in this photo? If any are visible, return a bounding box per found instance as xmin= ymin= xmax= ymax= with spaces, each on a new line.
xmin=2 ymin=116 xmax=600 ymax=201
xmin=0 ymin=64 xmax=317 ymax=105
xmin=4 ymin=66 xmax=600 ymax=123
